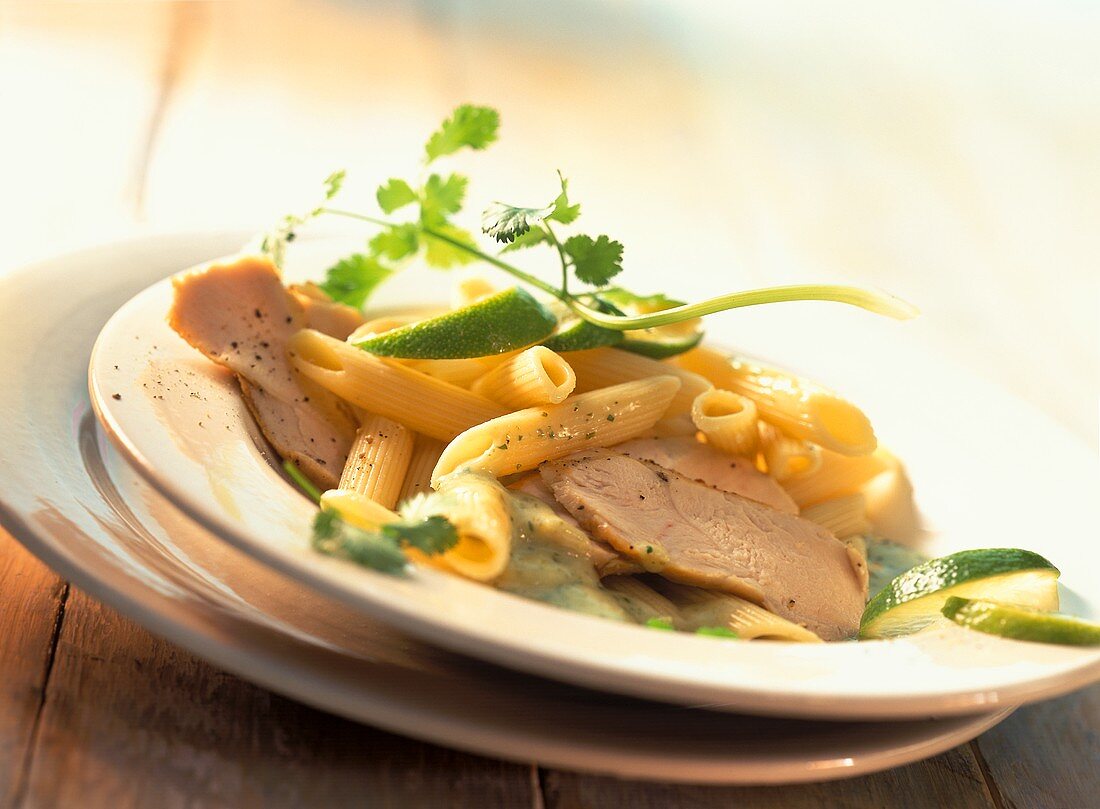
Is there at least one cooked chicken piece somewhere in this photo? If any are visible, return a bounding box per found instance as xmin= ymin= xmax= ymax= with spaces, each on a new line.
xmin=509 ymin=474 xmax=640 ymax=576
xmin=541 ymin=449 xmax=866 ymax=640
xmin=616 ymin=436 xmax=797 ymax=514
xmin=288 ymin=282 xmax=365 ymax=340
xmin=168 ymin=255 xmax=357 ymax=489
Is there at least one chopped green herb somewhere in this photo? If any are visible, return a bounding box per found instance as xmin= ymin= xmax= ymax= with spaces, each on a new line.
xmin=311 ymin=510 xmax=458 ymax=575
xmin=380 ymin=515 xmax=459 ymax=555
xmin=645 ymin=618 xmax=674 ymax=631
xmin=282 ymin=460 xmax=322 ymax=503
xmin=695 ymin=626 xmax=740 ymax=639
xmin=606 ymin=414 xmax=615 ymax=422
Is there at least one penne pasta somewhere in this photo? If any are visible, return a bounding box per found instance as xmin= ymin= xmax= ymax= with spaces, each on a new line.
xmin=451 ymin=276 xmax=498 ymax=308
xmin=319 ymin=488 xmax=399 ymax=530
xmin=565 ymin=348 xmax=712 ymax=417
xmin=398 ymin=435 xmax=447 ymax=504
xmin=656 ymin=581 xmax=823 ymax=642
xmin=758 ymin=421 xmax=822 ymax=481
xmin=602 ymin=576 xmax=681 ymax=625
xmin=349 ymin=314 xmax=420 ymax=343
xmin=470 ymin=346 xmax=577 ymax=408
xmin=339 ymin=414 xmax=415 ymax=509
xmin=431 ymin=376 xmax=682 ymax=485
xmin=403 ymin=355 xmax=506 ymax=388
xmin=677 ymin=347 xmax=876 ymax=456
xmin=800 ymin=493 xmax=870 ymax=539
xmin=691 ymin=389 xmax=759 ymax=457
xmin=404 ymin=471 xmax=514 ymax=581
xmin=781 ymin=447 xmax=892 ymax=509
xmin=288 ymin=329 xmax=507 ymax=441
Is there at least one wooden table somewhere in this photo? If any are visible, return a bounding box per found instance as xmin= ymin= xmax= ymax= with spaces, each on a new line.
xmin=1 ymin=2 xmax=1097 ymax=806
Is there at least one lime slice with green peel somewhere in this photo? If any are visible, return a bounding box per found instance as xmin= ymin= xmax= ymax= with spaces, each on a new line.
xmin=601 ymin=288 xmax=705 ymax=359
xmin=859 ymin=548 xmax=1060 ymax=639
xmin=351 ymin=287 xmax=557 ymax=359
xmin=942 ymin=597 xmax=1100 ymax=646
xmin=542 ymin=296 xmax=624 ymax=353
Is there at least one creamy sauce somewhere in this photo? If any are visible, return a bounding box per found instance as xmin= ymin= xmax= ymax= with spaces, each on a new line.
xmin=866 ymin=536 xmax=929 ymax=599
xmin=494 ymin=493 xmax=635 ymax=622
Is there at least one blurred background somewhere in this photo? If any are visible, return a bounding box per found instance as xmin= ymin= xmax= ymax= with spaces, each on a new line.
xmin=1 ymin=0 xmax=1096 ymax=446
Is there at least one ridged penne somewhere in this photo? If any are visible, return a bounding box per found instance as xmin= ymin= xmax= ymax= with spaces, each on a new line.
xmin=451 ymin=276 xmax=498 ymax=308
xmin=288 ymin=330 xmax=507 ymax=441
xmin=404 ymin=471 xmax=514 ymax=581
xmin=431 ymin=376 xmax=682 ymax=485
xmin=319 ymin=489 xmax=399 ymax=530
xmin=677 ymin=346 xmax=876 ymax=456
xmin=800 ymin=493 xmax=870 ymax=539
xmin=470 ymin=346 xmax=577 ymax=408
xmin=565 ymin=348 xmax=712 ymax=417
xmin=339 ymin=414 xmax=415 ymax=509
xmin=758 ymin=421 xmax=822 ymax=481
xmin=403 ymin=355 xmax=506 ymax=388
xmin=657 ymin=581 xmax=823 ymax=642
xmin=398 ymin=436 xmax=447 ymax=504
xmin=691 ymin=389 xmax=759 ymax=457
xmin=781 ymin=448 xmax=892 ymax=509
xmin=602 ymin=576 xmax=681 ymax=625
xmin=348 ymin=314 xmax=420 ymax=343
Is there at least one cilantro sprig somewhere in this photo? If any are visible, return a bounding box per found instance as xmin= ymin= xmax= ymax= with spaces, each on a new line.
xmin=262 ymin=104 xmax=918 ymax=330
xmin=311 ymin=509 xmax=458 ymax=576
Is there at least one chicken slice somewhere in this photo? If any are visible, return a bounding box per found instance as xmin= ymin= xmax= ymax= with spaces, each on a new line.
xmin=168 ymin=255 xmax=356 ymax=488
xmin=615 ymin=436 xmax=797 ymax=514
xmin=541 ymin=449 xmax=866 ymax=640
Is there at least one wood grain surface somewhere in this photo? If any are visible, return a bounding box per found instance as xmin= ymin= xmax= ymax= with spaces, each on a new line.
xmin=0 ymin=1 xmax=1097 ymax=806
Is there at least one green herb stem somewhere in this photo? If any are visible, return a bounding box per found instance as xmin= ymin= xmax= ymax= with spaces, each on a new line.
xmin=283 ymin=460 xmax=323 ymax=503
xmin=320 ymin=208 xmax=918 ymax=328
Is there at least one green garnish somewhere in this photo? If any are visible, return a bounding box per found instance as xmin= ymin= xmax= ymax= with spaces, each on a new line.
xmin=311 ymin=509 xmax=458 ymax=576
xmin=282 ymin=460 xmax=322 ymax=503
xmin=261 ymin=104 xmax=918 ymax=332
xmin=645 ymin=618 xmax=675 ymax=630
xmin=695 ymin=626 xmax=740 ymax=639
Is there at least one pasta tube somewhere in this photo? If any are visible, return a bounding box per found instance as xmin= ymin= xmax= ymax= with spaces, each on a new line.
xmin=404 ymin=471 xmax=514 ymax=581
xmin=781 ymin=448 xmax=892 ymax=509
xmin=658 ymin=581 xmax=823 ymax=643
xmin=565 ymin=348 xmax=711 ymax=417
xmin=800 ymin=493 xmax=870 ymax=539
xmin=288 ymin=330 xmax=506 ymax=441
xmin=758 ymin=421 xmax=822 ymax=481
xmin=319 ymin=489 xmax=399 ymax=530
xmin=403 ymin=355 xmax=506 ymax=388
xmin=398 ymin=436 xmax=447 ymax=504
xmin=691 ymin=389 xmax=759 ymax=457
xmin=431 ymin=376 xmax=682 ymax=485
xmin=339 ymin=414 xmax=415 ymax=509
xmin=677 ymin=347 xmax=876 ymax=456
xmin=602 ymin=576 xmax=681 ymax=625
xmin=470 ymin=346 xmax=577 ymax=409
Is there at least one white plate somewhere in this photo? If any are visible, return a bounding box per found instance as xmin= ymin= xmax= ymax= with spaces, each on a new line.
xmin=0 ymin=233 xmax=1014 ymax=784
xmin=89 ymin=234 xmax=1100 ymax=720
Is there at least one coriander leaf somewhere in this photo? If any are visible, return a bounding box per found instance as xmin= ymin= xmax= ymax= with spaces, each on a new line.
xmin=564 ymin=234 xmax=624 ymax=286
xmin=311 ymin=510 xmax=408 ymax=574
xmin=547 ymin=171 xmax=580 ymax=224
xmin=381 ymin=515 xmax=459 ymax=555
xmin=260 ymin=168 xmax=347 ymax=268
xmin=425 ymin=104 xmax=500 ymax=163
xmin=481 ymin=202 xmax=554 ymax=243
xmin=421 ymin=172 xmax=468 ymax=225
xmin=424 ymin=223 xmax=478 ymax=268
xmin=499 ymin=227 xmax=551 ymax=253
xmin=319 ymin=253 xmax=393 ymax=308
xmin=369 ymin=223 xmax=420 ymax=261
xmin=376 ymin=178 xmax=417 ymax=213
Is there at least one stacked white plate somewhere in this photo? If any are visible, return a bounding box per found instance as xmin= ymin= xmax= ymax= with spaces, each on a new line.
xmin=2 ymin=233 xmax=1096 ymax=784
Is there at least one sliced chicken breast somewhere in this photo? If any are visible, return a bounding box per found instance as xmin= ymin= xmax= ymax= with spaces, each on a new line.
xmin=615 ymin=436 xmax=797 ymax=514
xmin=541 ymin=449 xmax=866 ymax=640
xmin=168 ymin=255 xmax=357 ymax=489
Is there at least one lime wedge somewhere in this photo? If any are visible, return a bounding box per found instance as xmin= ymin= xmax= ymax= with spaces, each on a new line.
xmin=542 ymin=297 xmax=624 ymax=353
xmin=942 ymin=597 xmax=1100 ymax=646
xmin=859 ymin=548 xmax=1060 ymax=639
xmin=602 ymin=288 xmax=704 ymax=359
xmin=352 ymin=287 xmax=557 ymax=359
